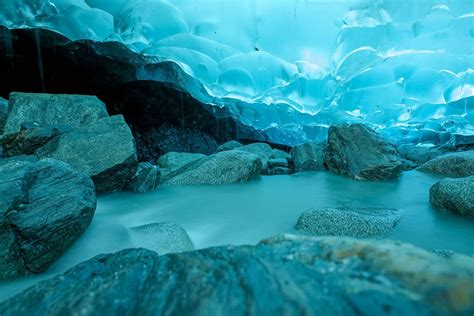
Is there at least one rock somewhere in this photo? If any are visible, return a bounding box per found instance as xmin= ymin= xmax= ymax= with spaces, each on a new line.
xmin=161 ymin=150 xmax=262 ymax=186
xmin=0 ymin=97 xmax=7 ymax=134
xmin=3 ymin=92 xmax=108 ymax=135
xmin=295 ymin=207 xmax=403 ymax=238
xmin=290 ymin=141 xmax=326 ymax=171
xmin=418 ymin=150 xmax=474 ymax=177
xmin=129 ymin=222 xmax=194 ymax=254
xmin=433 ymin=249 xmax=473 ymax=258
xmin=126 ymin=162 xmax=159 ymax=193
xmin=36 ymin=115 xmax=138 ymax=193
xmin=238 ymin=143 xmax=274 ymax=172
xmin=2 ymin=235 xmax=474 ymax=315
xmin=325 ymin=124 xmax=404 ymax=180
xmin=397 ymin=144 xmax=448 ymax=166
xmin=0 ymin=158 xmax=96 ymax=280
xmin=0 ymin=125 xmax=72 ymax=157
xmin=268 ymin=158 xmax=288 ymax=168
xmin=270 ymin=148 xmax=290 ymax=160
xmin=263 ymin=158 xmax=294 ymax=175
xmin=429 ymin=176 xmax=474 ymax=217
xmin=157 ymin=152 xmax=206 ymax=171
xmin=216 ymin=140 xmax=243 ymax=152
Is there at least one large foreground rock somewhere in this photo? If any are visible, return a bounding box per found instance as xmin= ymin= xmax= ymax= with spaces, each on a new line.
xmin=1 ymin=235 xmax=474 ymax=315
xmin=325 ymin=124 xmax=404 ymax=180
xmin=3 ymin=92 xmax=108 ymax=135
xmin=429 ymin=176 xmax=474 ymax=217
xmin=37 ymin=115 xmax=138 ymax=193
xmin=0 ymin=158 xmax=96 ymax=279
xmin=161 ymin=150 xmax=262 ymax=185
xmin=418 ymin=150 xmax=474 ymax=177
xmin=295 ymin=207 xmax=403 ymax=238
xmin=290 ymin=141 xmax=326 ymax=171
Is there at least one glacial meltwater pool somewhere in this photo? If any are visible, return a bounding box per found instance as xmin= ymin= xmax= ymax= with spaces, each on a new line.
xmin=1 ymin=170 xmax=474 ymax=302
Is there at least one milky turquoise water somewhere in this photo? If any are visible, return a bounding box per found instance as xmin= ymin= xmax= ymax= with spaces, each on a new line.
xmin=1 ymin=170 xmax=474 ymax=302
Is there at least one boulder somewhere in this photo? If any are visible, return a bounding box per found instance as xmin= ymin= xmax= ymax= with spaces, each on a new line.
xmin=290 ymin=141 xmax=325 ymax=171
xmin=325 ymin=124 xmax=404 ymax=180
xmin=429 ymin=176 xmax=474 ymax=217
xmin=264 ymin=158 xmax=294 ymax=175
xmin=270 ymin=148 xmax=290 ymax=160
xmin=397 ymin=144 xmax=448 ymax=166
xmin=36 ymin=115 xmax=138 ymax=193
xmin=161 ymin=150 xmax=262 ymax=186
xmin=295 ymin=207 xmax=403 ymax=238
xmin=1 ymin=235 xmax=474 ymax=315
xmin=418 ymin=150 xmax=474 ymax=177
xmin=129 ymin=222 xmax=194 ymax=254
xmin=0 ymin=97 xmax=7 ymax=134
xmin=126 ymin=162 xmax=159 ymax=193
xmin=239 ymin=142 xmax=274 ymax=171
xmin=158 ymin=152 xmax=206 ymax=171
xmin=0 ymin=158 xmax=96 ymax=280
xmin=3 ymin=92 xmax=108 ymax=135
xmin=215 ymin=140 xmax=243 ymax=152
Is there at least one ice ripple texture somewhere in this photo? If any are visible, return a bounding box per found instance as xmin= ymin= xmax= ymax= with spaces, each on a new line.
xmin=1 ymin=0 xmax=473 ymax=146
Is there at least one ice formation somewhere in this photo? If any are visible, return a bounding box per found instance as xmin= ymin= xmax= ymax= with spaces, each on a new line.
xmin=0 ymin=0 xmax=473 ymax=145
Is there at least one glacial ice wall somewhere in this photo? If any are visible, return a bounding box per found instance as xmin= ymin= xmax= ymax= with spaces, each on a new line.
xmin=1 ymin=0 xmax=473 ymax=146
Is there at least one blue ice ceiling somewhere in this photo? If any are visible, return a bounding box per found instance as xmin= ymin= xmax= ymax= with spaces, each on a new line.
xmin=1 ymin=0 xmax=473 ymax=146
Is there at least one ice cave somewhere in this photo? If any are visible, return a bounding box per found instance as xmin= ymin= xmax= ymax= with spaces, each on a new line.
xmin=0 ymin=0 xmax=473 ymax=315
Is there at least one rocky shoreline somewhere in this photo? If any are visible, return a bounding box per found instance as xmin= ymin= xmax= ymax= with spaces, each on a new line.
xmin=1 ymin=91 xmax=474 ymax=314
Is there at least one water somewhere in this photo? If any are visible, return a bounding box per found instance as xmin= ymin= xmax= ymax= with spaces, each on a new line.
xmin=1 ymin=170 xmax=474 ymax=301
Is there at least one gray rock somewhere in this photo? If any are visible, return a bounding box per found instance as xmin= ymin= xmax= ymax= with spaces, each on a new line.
xmin=268 ymin=158 xmax=288 ymax=168
xmin=216 ymin=140 xmax=243 ymax=152
xmin=161 ymin=150 xmax=262 ymax=186
xmin=290 ymin=141 xmax=326 ymax=171
xmin=270 ymin=148 xmax=290 ymax=160
xmin=295 ymin=207 xmax=403 ymax=238
xmin=239 ymin=142 xmax=274 ymax=171
xmin=36 ymin=115 xmax=138 ymax=193
xmin=265 ymin=167 xmax=293 ymax=176
xmin=397 ymin=144 xmax=448 ymax=166
xmin=429 ymin=176 xmax=474 ymax=217
xmin=2 ymin=235 xmax=474 ymax=315
xmin=433 ymin=249 xmax=474 ymax=258
xmin=0 ymin=158 xmax=96 ymax=280
xmin=325 ymin=124 xmax=404 ymax=180
xmin=0 ymin=97 xmax=7 ymax=134
xmin=129 ymin=222 xmax=194 ymax=254
xmin=158 ymin=152 xmax=206 ymax=170
xmin=126 ymin=162 xmax=159 ymax=193
xmin=3 ymin=92 xmax=108 ymax=134
xmin=418 ymin=150 xmax=474 ymax=177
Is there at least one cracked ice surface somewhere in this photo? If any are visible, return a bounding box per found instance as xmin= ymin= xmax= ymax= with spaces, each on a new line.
xmin=0 ymin=0 xmax=473 ymax=146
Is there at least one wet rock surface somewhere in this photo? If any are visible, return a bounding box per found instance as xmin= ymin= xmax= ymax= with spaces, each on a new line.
xmin=295 ymin=207 xmax=403 ymax=238
xmin=290 ymin=141 xmax=326 ymax=171
xmin=418 ymin=150 xmax=474 ymax=178
xmin=429 ymin=176 xmax=474 ymax=217
xmin=0 ymin=158 xmax=96 ymax=280
xmin=1 ymin=235 xmax=474 ymax=315
xmin=161 ymin=150 xmax=262 ymax=185
xmin=158 ymin=152 xmax=206 ymax=171
xmin=325 ymin=124 xmax=404 ymax=180
xmin=126 ymin=162 xmax=159 ymax=193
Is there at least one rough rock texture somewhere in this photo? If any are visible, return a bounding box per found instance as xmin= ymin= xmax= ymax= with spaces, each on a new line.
xmin=264 ymin=158 xmax=294 ymax=175
xmin=3 ymin=92 xmax=108 ymax=135
xmin=429 ymin=176 xmax=474 ymax=217
xmin=129 ymin=222 xmax=194 ymax=254
xmin=36 ymin=115 xmax=138 ymax=193
xmin=270 ymin=148 xmax=290 ymax=160
xmin=418 ymin=150 xmax=474 ymax=177
xmin=1 ymin=235 xmax=474 ymax=315
xmin=157 ymin=152 xmax=206 ymax=171
xmin=295 ymin=207 xmax=403 ymax=238
xmin=290 ymin=141 xmax=326 ymax=171
xmin=325 ymin=124 xmax=404 ymax=180
xmin=216 ymin=140 xmax=243 ymax=152
xmin=397 ymin=144 xmax=448 ymax=166
xmin=0 ymin=97 xmax=7 ymax=134
xmin=126 ymin=162 xmax=159 ymax=193
xmin=0 ymin=158 xmax=96 ymax=280
xmin=433 ymin=249 xmax=474 ymax=258
xmin=161 ymin=150 xmax=262 ymax=186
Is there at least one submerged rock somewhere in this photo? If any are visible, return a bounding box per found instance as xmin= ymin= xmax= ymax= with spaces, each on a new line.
xmin=161 ymin=150 xmax=262 ymax=185
xmin=0 ymin=97 xmax=7 ymax=134
xmin=0 ymin=158 xmax=96 ymax=280
xmin=1 ymin=235 xmax=474 ymax=315
xmin=126 ymin=162 xmax=159 ymax=193
xmin=418 ymin=150 xmax=474 ymax=177
xmin=325 ymin=124 xmax=404 ymax=180
xmin=3 ymin=92 xmax=108 ymax=135
xmin=290 ymin=141 xmax=325 ymax=171
xmin=295 ymin=207 xmax=403 ymax=238
xmin=130 ymin=222 xmax=194 ymax=254
xmin=37 ymin=115 xmax=138 ymax=193
xmin=429 ymin=176 xmax=474 ymax=217
xmin=216 ymin=140 xmax=243 ymax=152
